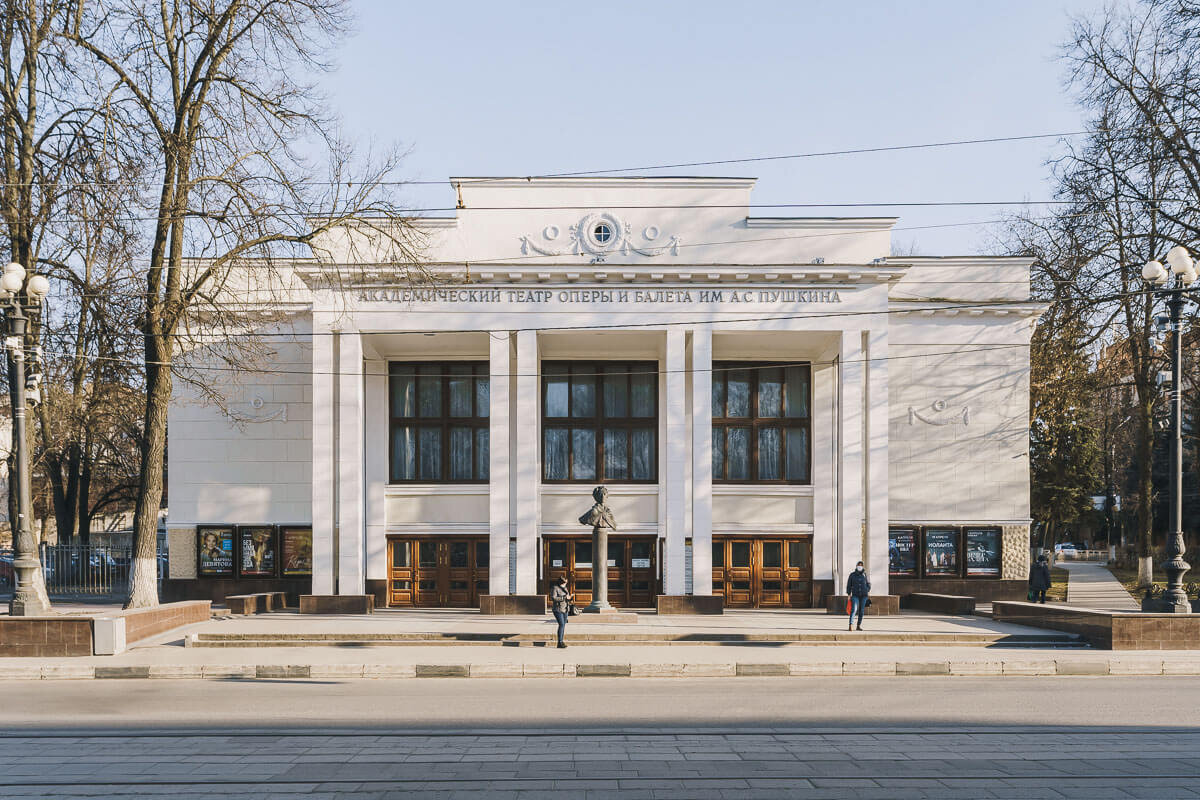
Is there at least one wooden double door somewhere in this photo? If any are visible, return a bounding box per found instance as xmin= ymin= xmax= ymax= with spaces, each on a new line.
xmin=543 ymin=535 xmax=658 ymax=608
xmin=712 ymin=536 xmax=812 ymax=608
xmin=387 ymin=536 xmax=489 ymax=608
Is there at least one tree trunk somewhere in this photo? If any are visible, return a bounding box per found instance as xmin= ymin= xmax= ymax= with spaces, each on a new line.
xmin=1134 ymin=396 xmax=1155 ymax=588
xmin=125 ymin=361 xmax=170 ymax=608
xmin=77 ymin=457 xmax=91 ymax=547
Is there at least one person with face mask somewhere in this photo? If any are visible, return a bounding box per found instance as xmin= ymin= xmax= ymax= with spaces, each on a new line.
xmin=846 ymin=561 xmax=871 ymax=631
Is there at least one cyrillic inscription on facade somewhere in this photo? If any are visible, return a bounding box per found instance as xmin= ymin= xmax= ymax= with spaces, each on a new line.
xmin=355 ymin=287 xmax=843 ymax=304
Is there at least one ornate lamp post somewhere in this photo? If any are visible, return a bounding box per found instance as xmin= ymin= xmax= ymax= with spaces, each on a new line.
xmin=1142 ymin=247 xmax=1196 ymax=613
xmin=4 ymin=261 xmax=50 ymax=616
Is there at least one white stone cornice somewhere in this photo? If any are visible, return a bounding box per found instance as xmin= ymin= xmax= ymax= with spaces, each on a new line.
xmin=887 ymin=300 xmax=1049 ymax=318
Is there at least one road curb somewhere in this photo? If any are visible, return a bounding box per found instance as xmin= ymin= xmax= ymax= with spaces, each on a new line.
xmin=0 ymin=658 xmax=1193 ymax=680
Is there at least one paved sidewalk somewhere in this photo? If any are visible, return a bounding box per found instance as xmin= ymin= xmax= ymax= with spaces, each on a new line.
xmin=1061 ymin=561 xmax=1140 ymax=610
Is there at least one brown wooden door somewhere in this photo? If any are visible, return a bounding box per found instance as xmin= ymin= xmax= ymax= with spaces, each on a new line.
xmin=387 ymin=539 xmax=415 ymax=607
xmin=785 ymin=538 xmax=811 ymax=608
xmin=725 ymin=539 xmax=754 ymax=607
xmin=758 ymin=539 xmax=786 ymax=607
xmin=711 ymin=536 xmax=812 ymax=609
xmin=628 ymin=538 xmax=655 ymax=606
xmin=388 ymin=537 xmax=489 ymax=608
xmin=542 ymin=536 xmax=656 ymax=608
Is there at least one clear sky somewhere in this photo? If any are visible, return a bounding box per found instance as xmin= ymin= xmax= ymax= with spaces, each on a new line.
xmin=321 ymin=0 xmax=1105 ymax=255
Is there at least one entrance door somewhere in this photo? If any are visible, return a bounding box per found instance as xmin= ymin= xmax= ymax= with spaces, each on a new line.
xmin=542 ymin=536 xmax=657 ymax=608
xmin=712 ymin=536 xmax=812 ymax=608
xmin=387 ymin=537 xmax=489 ymax=608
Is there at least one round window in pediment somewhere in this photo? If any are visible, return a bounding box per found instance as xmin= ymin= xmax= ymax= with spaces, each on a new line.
xmin=593 ymin=222 xmax=613 ymax=244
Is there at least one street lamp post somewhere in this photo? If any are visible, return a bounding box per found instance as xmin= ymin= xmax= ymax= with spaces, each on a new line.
xmin=1142 ymin=247 xmax=1196 ymax=613
xmin=4 ymin=261 xmax=50 ymax=617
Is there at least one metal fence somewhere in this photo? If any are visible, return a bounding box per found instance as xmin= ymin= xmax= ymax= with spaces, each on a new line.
xmin=40 ymin=544 xmax=132 ymax=596
xmin=0 ymin=543 xmax=164 ymax=599
xmin=1054 ymin=549 xmax=1111 ymax=562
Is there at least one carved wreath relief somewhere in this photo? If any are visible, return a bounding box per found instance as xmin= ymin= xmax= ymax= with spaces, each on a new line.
xmin=519 ymin=212 xmax=680 ymax=259
xmin=907 ymin=398 xmax=969 ymax=426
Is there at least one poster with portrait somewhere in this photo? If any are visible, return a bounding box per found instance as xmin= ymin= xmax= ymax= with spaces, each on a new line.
xmin=196 ymin=525 xmax=234 ymax=577
xmin=888 ymin=528 xmax=918 ymax=577
xmin=280 ymin=526 xmax=313 ymax=577
xmin=239 ymin=525 xmax=277 ymax=577
xmin=965 ymin=528 xmax=1002 ymax=576
xmin=924 ymin=528 xmax=959 ymax=576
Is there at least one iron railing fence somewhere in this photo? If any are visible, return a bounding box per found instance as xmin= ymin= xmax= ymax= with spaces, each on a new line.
xmin=40 ymin=544 xmax=132 ymax=596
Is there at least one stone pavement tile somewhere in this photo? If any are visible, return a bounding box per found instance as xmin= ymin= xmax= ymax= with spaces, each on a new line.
xmin=309 ymin=664 xmax=366 ymax=678
xmin=896 ymin=661 xmax=951 ymax=676
xmin=40 ymin=665 xmax=93 ymax=679
xmin=631 ymin=663 xmax=685 ymax=677
xmin=681 ymin=663 xmax=735 ymax=677
xmin=201 ymin=665 xmax=253 ymax=679
xmin=522 ymin=664 xmax=566 ymax=677
xmin=1002 ymin=660 xmax=1057 ymax=675
xmin=787 ymin=661 xmax=842 ymax=676
xmin=843 ymin=661 xmax=896 ymax=675
xmin=949 ymin=661 xmax=1003 ymax=675
xmin=1055 ymin=660 xmax=1109 ymax=676
xmin=1107 ymin=659 xmax=1163 ymax=675
xmin=361 ymin=664 xmax=416 ymax=678
xmin=1161 ymin=661 xmax=1200 ymax=675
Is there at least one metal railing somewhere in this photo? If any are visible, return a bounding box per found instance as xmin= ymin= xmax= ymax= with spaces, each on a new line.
xmin=1055 ymin=549 xmax=1111 ymax=562
xmin=40 ymin=544 xmax=132 ymax=596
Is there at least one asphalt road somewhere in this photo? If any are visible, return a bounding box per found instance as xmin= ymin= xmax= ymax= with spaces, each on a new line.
xmin=3 ymin=677 xmax=1199 ymax=799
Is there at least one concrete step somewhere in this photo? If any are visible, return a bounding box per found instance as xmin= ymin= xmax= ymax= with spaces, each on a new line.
xmin=186 ymin=631 xmax=1088 ymax=648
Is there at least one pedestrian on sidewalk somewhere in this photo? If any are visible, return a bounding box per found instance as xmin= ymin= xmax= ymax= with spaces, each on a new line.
xmin=1029 ymin=554 xmax=1051 ymax=604
xmin=846 ymin=561 xmax=870 ymax=631
xmin=550 ymin=575 xmax=572 ymax=649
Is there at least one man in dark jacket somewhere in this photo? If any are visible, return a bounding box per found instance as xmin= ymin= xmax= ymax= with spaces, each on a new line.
xmin=1029 ymin=555 xmax=1052 ymax=603
xmin=846 ymin=561 xmax=870 ymax=631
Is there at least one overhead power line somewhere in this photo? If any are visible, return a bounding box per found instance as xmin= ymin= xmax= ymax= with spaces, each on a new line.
xmin=0 ymin=128 xmax=1096 ymax=189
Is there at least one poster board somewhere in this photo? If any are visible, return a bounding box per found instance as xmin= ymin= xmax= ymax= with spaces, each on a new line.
xmin=239 ymin=525 xmax=278 ymax=578
xmin=196 ymin=525 xmax=235 ymax=577
xmin=280 ymin=525 xmax=313 ymax=577
xmin=888 ymin=528 xmax=918 ymax=577
xmin=965 ymin=527 xmax=1002 ymax=576
xmin=924 ymin=528 xmax=959 ymax=576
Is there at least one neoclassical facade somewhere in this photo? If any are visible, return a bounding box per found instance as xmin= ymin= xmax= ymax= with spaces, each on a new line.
xmin=164 ymin=177 xmax=1039 ymax=608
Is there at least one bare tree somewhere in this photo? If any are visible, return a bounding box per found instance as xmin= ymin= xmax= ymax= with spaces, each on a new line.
xmin=0 ymin=0 xmax=105 ymax=607
xmin=68 ymin=0 xmax=423 ymax=607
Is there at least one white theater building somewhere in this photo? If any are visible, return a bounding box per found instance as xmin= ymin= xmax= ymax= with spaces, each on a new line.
xmin=164 ymin=177 xmax=1039 ymax=610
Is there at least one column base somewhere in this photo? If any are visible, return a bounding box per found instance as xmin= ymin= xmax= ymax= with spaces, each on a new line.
xmin=1142 ymin=596 xmax=1193 ymax=614
xmin=8 ymin=597 xmax=51 ymax=617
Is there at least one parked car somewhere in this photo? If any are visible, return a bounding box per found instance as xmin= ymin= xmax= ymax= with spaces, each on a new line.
xmin=1054 ymin=542 xmax=1079 ymax=556
xmin=0 ymin=553 xmax=13 ymax=587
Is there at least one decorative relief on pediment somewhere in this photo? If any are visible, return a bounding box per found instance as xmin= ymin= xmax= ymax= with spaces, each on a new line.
xmin=519 ymin=212 xmax=680 ymax=260
xmin=907 ymin=399 xmax=969 ymax=426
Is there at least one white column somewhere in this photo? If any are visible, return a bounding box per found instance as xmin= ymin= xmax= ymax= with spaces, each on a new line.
xmin=865 ymin=329 xmax=890 ymax=596
xmin=488 ymin=333 xmax=512 ymax=594
xmin=689 ymin=327 xmax=713 ymax=595
xmin=838 ymin=330 xmax=866 ymax=595
xmin=363 ymin=356 xmax=388 ymax=584
xmin=811 ymin=360 xmax=837 ymax=585
xmin=337 ymin=331 xmax=365 ymax=595
xmin=513 ymin=330 xmax=538 ymax=594
xmin=311 ymin=318 xmax=335 ymax=595
xmin=664 ymin=329 xmax=687 ymax=595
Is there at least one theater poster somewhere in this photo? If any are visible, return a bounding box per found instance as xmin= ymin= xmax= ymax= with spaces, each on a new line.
xmin=924 ymin=528 xmax=959 ymax=576
xmin=239 ymin=525 xmax=277 ymax=577
xmin=965 ymin=528 xmax=1002 ymax=576
xmin=281 ymin=526 xmax=313 ymax=577
xmin=196 ymin=525 xmax=234 ymax=577
xmin=888 ymin=528 xmax=918 ymax=577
